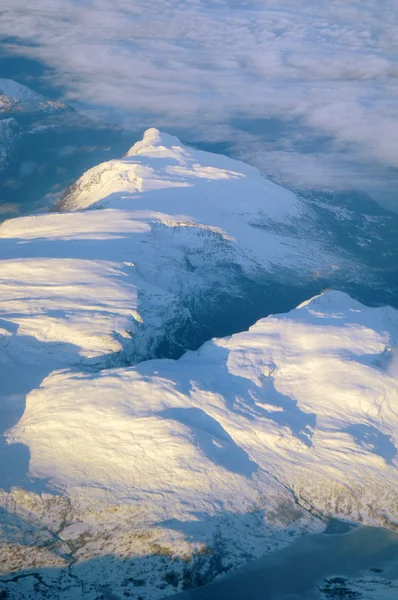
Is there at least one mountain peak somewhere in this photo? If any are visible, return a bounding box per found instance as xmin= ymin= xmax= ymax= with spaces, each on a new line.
xmin=0 ymin=78 xmax=68 ymax=115
xmin=125 ymin=127 xmax=182 ymax=156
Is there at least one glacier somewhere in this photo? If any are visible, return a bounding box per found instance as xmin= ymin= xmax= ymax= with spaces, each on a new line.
xmin=0 ymin=129 xmax=397 ymax=599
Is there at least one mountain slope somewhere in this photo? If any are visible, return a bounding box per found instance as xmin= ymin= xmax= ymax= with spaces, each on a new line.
xmin=1 ymin=291 xmax=397 ymax=599
xmin=11 ymin=290 xmax=398 ymax=514
xmin=57 ymin=128 xmax=299 ymax=220
xmin=0 ymin=128 xmax=360 ymax=373
xmin=1 ymin=130 xmax=397 ymax=599
xmin=0 ymin=78 xmax=67 ymax=115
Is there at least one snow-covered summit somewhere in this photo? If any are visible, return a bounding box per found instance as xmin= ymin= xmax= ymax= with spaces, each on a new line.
xmin=0 ymin=129 xmax=350 ymax=370
xmin=57 ymin=127 xmax=300 ymax=225
xmin=1 ymin=130 xmax=397 ymax=598
xmin=0 ymin=78 xmax=67 ymax=115
xmin=125 ymin=126 xmax=180 ymax=155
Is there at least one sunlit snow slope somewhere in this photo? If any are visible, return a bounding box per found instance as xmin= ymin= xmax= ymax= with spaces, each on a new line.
xmin=13 ymin=291 xmax=398 ymax=512
xmin=0 ymin=128 xmax=360 ymax=371
xmin=0 ymin=130 xmax=397 ymax=599
xmin=1 ymin=291 xmax=397 ymax=600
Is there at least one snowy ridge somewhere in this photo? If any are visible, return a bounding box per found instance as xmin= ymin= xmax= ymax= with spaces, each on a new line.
xmin=11 ymin=290 xmax=398 ymax=507
xmin=0 ymin=129 xmax=350 ymax=373
xmin=12 ymin=290 xmax=398 ymax=506
xmin=58 ymin=127 xmax=301 ymax=221
xmin=0 ymin=79 xmax=67 ymax=115
xmin=0 ymin=131 xmax=397 ymax=598
xmin=1 ymin=291 xmax=397 ymax=599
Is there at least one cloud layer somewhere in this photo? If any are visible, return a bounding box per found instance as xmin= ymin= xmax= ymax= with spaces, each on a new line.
xmin=1 ymin=0 xmax=397 ymax=205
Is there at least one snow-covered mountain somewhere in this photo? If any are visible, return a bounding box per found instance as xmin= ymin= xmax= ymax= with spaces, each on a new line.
xmin=0 ymin=130 xmax=397 ymax=599
xmin=1 ymin=129 xmax=395 ymax=371
xmin=0 ymin=78 xmax=68 ymax=191
xmin=0 ymin=79 xmax=132 ymax=222
xmin=1 ymin=291 xmax=397 ymax=599
xmin=0 ymin=128 xmax=353 ymax=371
xmin=11 ymin=290 xmax=398 ymax=519
xmin=0 ymin=79 xmax=67 ymax=115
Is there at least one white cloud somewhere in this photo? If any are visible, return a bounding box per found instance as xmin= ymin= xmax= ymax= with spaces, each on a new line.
xmin=1 ymin=0 xmax=397 ymax=206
